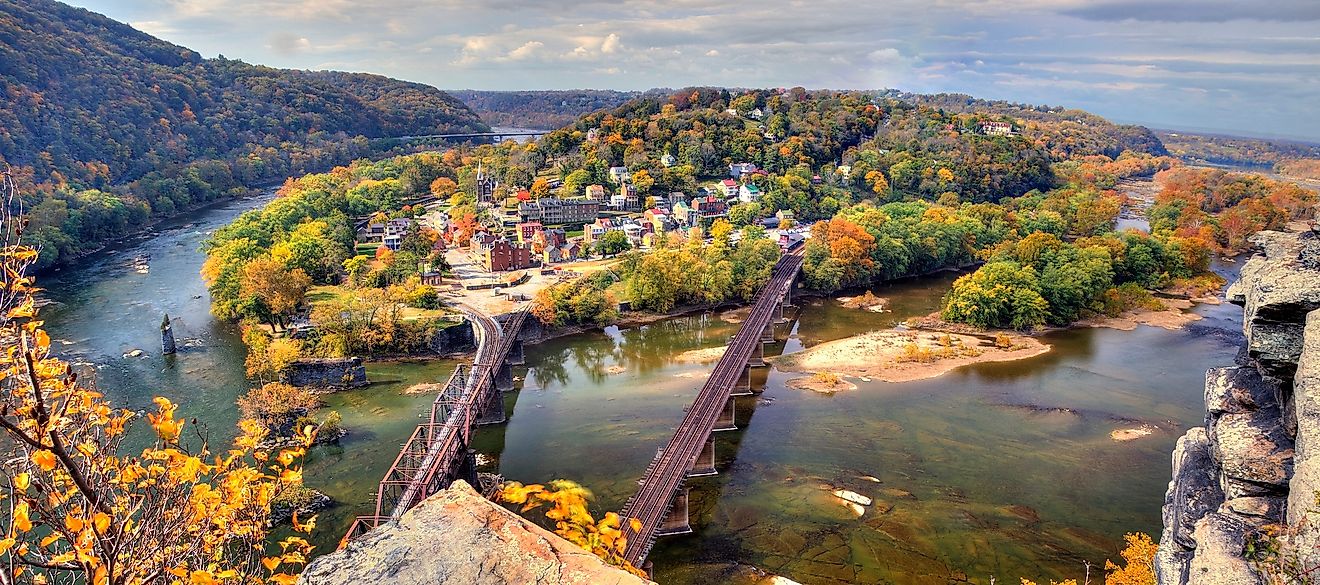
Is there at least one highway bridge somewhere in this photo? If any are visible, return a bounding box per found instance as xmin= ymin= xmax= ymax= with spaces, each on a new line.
xmin=390 ymin=130 xmax=548 ymax=142
xmin=619 ymin=250 xmax=805 ymax=568
xmin=342 ymin=304 xmax=529 ymax=541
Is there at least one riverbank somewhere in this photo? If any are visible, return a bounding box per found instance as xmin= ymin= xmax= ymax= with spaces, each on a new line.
xmin=772 ymin=329 xmax=1051 ymax=384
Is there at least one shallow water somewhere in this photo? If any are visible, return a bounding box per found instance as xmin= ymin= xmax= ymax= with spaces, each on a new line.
xmin=37 ymin=194 xmax=1244 ymax=583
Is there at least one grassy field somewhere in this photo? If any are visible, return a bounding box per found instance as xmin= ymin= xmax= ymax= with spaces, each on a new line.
xmin=306 ymin=284 xmax=458 ymax=323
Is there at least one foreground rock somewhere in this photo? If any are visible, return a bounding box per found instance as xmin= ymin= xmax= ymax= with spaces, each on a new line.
xmin=298 ymin=480 xmax=652 ymax=585
xmin=1157 ymin=229 xmax=1320 ymax=585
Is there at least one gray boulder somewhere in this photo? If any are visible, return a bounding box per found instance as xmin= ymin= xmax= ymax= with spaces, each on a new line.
xmin=1185 ymin=513 xmax=1264 ymax=585
xmin=298 ymin=481 xmax=652 ymax=585
xmin=1158 ymin=428 xmax=1225 ymax=585
xmin=1227 ymin=231 xmax=1320 ymax=380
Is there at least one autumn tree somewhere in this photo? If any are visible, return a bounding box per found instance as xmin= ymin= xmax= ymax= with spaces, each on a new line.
xmin=499 ymin=481 xmax=646 ymax=578
xmin=237 ymin=382 xmax=324 ymax=436
xmin=0 ymin=173 xmax=316 ymax=585
xmin=240 ymin=257 xmax=312 ymax=332
xmin=429 ymin=177 xmax=458 ymax=199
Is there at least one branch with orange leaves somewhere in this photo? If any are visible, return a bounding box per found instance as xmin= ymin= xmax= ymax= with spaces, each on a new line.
xmin=499 ymin=480 xmax=648 ymax=578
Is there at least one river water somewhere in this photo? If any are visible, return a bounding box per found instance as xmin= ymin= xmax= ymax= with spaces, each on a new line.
xmin=37 ymin=194 xmax=1245 ymax=584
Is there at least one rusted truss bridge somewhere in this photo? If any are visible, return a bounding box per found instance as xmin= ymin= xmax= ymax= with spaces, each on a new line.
xmin=619 ymin=250 xmax=805 ymax=568
xmin=343 ymin=304 xmax=529 ymax=541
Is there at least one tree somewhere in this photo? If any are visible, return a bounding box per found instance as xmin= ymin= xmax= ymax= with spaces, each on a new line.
xmin=530 ymin=177 xmax=551 ymax=198
xmin=865 ymin=170 xmax=890 ymax=197
xmin=594 ymin=230 xmax=631 ymax=257
xmin=942 ymin=261 xmax=1049 ymax=329
xmin=237 ymin=382 xmax=323 ymax=436
xmin=429 ymin=177 xmax=458 ymax=199
xmin=343 ymin=255 xmax=371 ymax=286
xmin=240 ymin=257 xmax=312 ymax=331
xmin=0 ymin=177 xmax=315 ymax=585
xmin=499 ymin=481 xmax=646 ymax=578
xmin=631 ymin=169 xmax=655 ymax=194
xmin=561 ymin=169 xmax=592 ymax=195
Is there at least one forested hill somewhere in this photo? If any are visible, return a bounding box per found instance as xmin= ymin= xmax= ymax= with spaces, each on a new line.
xmin=0 ymin=0 xmax=487 ymax=269
xmin=449 ymin=90 xmax=651 ymax=130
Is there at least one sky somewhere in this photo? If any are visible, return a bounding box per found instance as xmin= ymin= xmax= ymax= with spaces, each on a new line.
xmin=68 ymin=0 xmax=1320 ymax=141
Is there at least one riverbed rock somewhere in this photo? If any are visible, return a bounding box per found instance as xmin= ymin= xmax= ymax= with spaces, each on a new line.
xmin=298 ymin=481 xmax=652 ymax=585
xmin=280 ymin=357 xmax=367 ymax=389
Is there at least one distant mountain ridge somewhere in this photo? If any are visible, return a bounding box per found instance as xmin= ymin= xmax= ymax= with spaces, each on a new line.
xmin=0 ymin=0 xmax=488 ymax=269
xmin=0 ymin=0 xmax=488 ymax=188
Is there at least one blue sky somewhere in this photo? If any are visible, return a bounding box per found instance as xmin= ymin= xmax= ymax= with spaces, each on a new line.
xmin=68 ymin=0 xmax=1320 ymax=141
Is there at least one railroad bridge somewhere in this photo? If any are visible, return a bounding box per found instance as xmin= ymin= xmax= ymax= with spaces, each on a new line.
xmin=343 ymin=304 xmax=529 ymax=541
xmin=620 ymin=251 xmax=805 ymax=569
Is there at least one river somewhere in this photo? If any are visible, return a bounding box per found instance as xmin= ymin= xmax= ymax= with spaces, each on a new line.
xmin=36 ymin=194 xmax=1244 ymax=584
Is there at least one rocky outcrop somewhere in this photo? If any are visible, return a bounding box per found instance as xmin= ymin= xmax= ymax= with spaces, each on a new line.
xmin=1158 ymin=230 xmax=1320 ymax=585
xmin=298 ymin=481 xmax=652 ymax=585
xmin=281 ymin=357 xmax=367 ymax=389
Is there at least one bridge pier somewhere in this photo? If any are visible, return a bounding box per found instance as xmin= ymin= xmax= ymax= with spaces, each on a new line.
xmin=687 ymin=437 xmax=717 ymax=477
xmin=731 ymin=365 xmax=754 ymax=396
xmin=506 ymin=340 xmax=525 ymax=366
xmin=494 ymin=362 xmax=515 ymax=392
xmin=657 ymin=487 xmax=693 ymax=536
xmin=475 ymin=383 xmax=507 ymax=426
xmin=713 ymin=394 xmax=737 ymax=432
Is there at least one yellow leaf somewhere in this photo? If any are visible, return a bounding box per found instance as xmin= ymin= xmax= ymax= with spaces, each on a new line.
xmin=14 ymin=472 xmax=29 ymax=492
xmin=0 ymin=538 xmax=13 ymax=556
xmin=262 ymin=557 xmax=281 ymax=572
xmin=92 ymin=512 xmax=110 ymax=534
xmin=39 ymin=533 xmax=60 ymax=548
xmin=13 ymin=501 xmax=32 ymax=532
xmin=31 ymin=450 xmax=57 ymax=471
xmin=64 ymin=515 xmax=84 ymax=533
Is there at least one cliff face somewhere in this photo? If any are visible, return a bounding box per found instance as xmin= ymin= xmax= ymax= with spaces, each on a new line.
xmin=1157 ymin=229 xmax=1320 ymax=584
xmin=298 ymin=481 xmax=653 ymax=585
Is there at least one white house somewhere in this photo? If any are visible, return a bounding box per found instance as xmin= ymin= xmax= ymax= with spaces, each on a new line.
xmin=608 ymin=166 xmax=630 ymax=184
xmin=661 ymin=153 xmax=677 ymax=167
xmin=720 ymin=179 xmax=739 ymax=199
xmin=738 ymin=183 xmax=763 ymax=203
xmin=729 ymin=162 xmax=758 ymax=178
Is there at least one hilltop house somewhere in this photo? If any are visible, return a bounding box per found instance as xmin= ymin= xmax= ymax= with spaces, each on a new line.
xmin=980 ymin=121 xmax=1014 ymax=136
xmin=720 ymin=179 xmax=739 ymax=199
xmin=729 ymin=162 xmax=758 ymax=178
xmin=660 ymin=153 xmax=677 ymax=167
xmin=608 ymin=166 xmax=630 ymax=184
xmin=738 ymin=183 xmax=762 ymax=203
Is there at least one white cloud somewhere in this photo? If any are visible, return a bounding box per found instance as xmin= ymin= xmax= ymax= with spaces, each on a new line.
xmin=705 ymin=49 xmax=720 ymax=56
xmin=600 ymin=33 xmax=621 ymax=54
xmin=506 ymin=40 xmax=544 ymax=61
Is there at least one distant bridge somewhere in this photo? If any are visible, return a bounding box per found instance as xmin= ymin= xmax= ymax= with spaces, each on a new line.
xmin=389 ymin=130 xmax=548 ymax=143
xmin=619 ymin=250 xmax=805 ymax=569
xmin=342 ymin=304 xmax=529 ymax=542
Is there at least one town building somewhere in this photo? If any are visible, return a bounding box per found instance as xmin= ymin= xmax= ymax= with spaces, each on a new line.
xmin=720 ymin=179 xmax=739 ymax=199
xmin=612 ymin=184 xmax=640 ymax=211
xmin=980 ymin=121 xmax=1015 ymax=136
xmin=480 ymin=236 xmax=535 ymax=272
xmin=516 ymin=221 xmax=543 ymax=243
xmin=475 ymin=163 xmax=497 ymax=205
xmin=585 ymin=184 xmax=607 ymax=201
xmin=738 ymin=183 xmax=763 ymax=203
xmin=691 ymin=195 xmax=729 ymax=223
xmin=608 ymin=166 xmax=630 ymax=184
xmin=531 ymin=228 xmax=567 ymax=252
xmin=517 ymin=197 xmax=601 ymax=225
xmin=585 ymin=128 xmax=600 ymax=142
xmin=542 ymin=241 xmax=582 ymax=264
xmin=775 ymin=209 xmax=796 ymax=225
xmin=729 ymin=162 xmax=758 ymax=178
